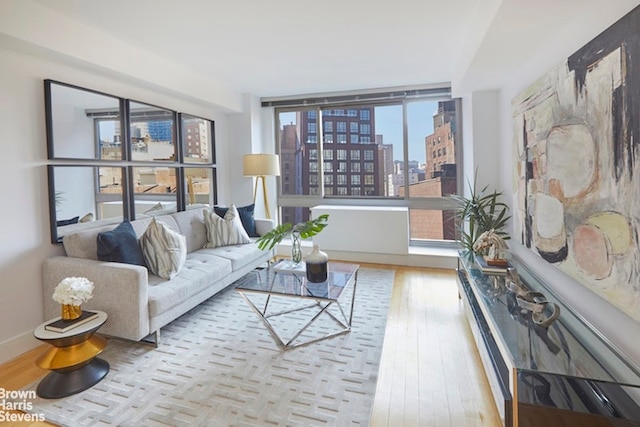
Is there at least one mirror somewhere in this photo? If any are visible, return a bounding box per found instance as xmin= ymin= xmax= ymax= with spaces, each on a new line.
xmin=184 ymin=167 xmax=217 ymax=208
xmin=181 ymin=113 xmax=215 ymax=164
xmin=131 ymin=166 xmax=178 ymax=217
xmin=49 ymin=165 xmax=125 ymax=241
xmin=45 ymin=80 xmax=218 ymax=243
xmin=46 ymin=81 xmax=123 ymax=160
xmin=129 ymin=101 xmax=176 ymax=162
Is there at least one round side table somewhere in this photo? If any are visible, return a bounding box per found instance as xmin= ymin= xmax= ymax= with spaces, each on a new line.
xmin=33 ymin=310 xmax=109 ymax=399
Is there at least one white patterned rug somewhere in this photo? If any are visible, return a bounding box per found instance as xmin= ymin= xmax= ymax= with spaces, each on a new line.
xmin=24 ymin=267 xmax=394 ymax=427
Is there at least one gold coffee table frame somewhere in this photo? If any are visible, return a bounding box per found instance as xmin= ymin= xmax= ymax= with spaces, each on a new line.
xmin=235 ymin=261 xmax=359 ymax=350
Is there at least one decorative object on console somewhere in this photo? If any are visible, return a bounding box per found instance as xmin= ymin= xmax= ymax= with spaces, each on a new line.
xmin=306 ymin=244 xmax=328 ymax=283
xmin=450 ymin=170 xmax=510 ymax=254
xmin=243 ymin=153 xmax=280 ymax=220
xmin=473 ymin=229 xmax=509 ymax=266
xmin=505 ymin=267 xmax=560 ymax=328
xmin=256 ymin=214 xmax=330 ymax=263
xmin=52 ymin=276 xmax=94 ymax=320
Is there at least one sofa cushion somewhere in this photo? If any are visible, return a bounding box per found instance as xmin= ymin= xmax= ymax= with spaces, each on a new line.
xmin=141 ymin=218 xmax=187 ymax=280
xmin=214 ymin=204 xmax=258 ymax=237
xmin=147 ymin=252 xmax=232 ymax=317
xmin=198 ymin=243 xmax=265 ymax=271
xmin=203 ymin=205 xmax=251 ymax=247
xmin=96 ymin=220 xmax=146 ymax=266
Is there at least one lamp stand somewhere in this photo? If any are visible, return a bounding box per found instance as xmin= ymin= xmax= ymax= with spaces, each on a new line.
xmin=252 ymin=175 xmax=272 ymax=220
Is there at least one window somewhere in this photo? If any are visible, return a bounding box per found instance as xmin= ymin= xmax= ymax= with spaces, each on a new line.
xmin=272 ymin=91 xmax=460 ymax=245
xmin=324 ymin=121 xmax=333 ymax=133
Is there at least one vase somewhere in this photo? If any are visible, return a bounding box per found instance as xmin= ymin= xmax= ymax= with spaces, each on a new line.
xmin=291 ymin=231 xmax=302 ymax=263
xmin=306 ymin=244 xmax=328 ymax=283
xmin=61 ymin=304 xmax=82 ymax=320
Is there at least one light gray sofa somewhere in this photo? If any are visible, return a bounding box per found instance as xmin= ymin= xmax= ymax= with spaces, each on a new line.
xmin=42 ymin=208 xmax=274 ymax=343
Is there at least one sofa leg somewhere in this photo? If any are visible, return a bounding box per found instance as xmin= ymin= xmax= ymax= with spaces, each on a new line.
xmin=141 ymin=329 xmax=161 ymax=347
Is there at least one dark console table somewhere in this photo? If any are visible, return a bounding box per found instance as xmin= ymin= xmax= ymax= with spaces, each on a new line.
xmin=456 ymin=252 xmax=640 ymax=426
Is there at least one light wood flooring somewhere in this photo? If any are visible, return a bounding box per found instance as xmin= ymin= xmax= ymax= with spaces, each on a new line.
xmin=0 ymin=264 xmax=500 ymax=426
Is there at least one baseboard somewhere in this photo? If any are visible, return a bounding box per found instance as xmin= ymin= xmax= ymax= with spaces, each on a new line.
xmin=0 ymin=330 xmax=41 ymax=365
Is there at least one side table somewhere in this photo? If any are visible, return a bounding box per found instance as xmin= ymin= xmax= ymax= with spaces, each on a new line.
xmin=33 ymin=310 xmax=109 ymax=399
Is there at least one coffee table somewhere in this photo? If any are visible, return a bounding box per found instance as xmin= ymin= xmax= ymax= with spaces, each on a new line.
xmin=235 ymin=261 xmax=359 ymax=350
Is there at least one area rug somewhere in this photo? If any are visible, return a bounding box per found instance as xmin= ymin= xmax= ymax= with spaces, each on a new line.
xmin=23 ymin=267 xmax=394 ymax=427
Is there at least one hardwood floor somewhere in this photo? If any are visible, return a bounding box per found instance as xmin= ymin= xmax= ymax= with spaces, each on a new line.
xmin=0 ymin=264 xmax=500 ymax=426
xmin=369 ymin=265 xmax=501 ymax=427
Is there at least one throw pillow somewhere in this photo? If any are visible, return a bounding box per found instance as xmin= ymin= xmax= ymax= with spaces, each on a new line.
xmin=97 ymin=220 xmax=146 ymax=266
xmin=79 ymin=212 xmax=94 ymax=223
xmin=214 ymin=203 xmax=258 ymax=237
xmin=140 ymin=218 xmax=187 ymax=280
xmin=204 ymin=205 xmax=252 ymax=248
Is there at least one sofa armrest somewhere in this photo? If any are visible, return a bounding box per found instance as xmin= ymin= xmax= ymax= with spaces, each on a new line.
xmin=42 ymin=256 xmax=150 ymax=341
xmin=255 ymin=218 xmax=276 ymax=236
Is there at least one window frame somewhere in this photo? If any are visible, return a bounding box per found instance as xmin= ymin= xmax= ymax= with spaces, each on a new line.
xmin=271 ymin=90 xmax=462 ymax=248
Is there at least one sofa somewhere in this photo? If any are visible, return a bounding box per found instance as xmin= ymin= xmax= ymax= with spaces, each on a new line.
xmin=42 ymin=207 xmax=274 ymax=343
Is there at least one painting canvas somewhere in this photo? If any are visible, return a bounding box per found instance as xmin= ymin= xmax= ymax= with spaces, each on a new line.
xmin=512 ymin=5 xmax=640 ymax=321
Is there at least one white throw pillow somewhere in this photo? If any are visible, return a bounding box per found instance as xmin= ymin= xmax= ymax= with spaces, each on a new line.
xmin=141 ymin=218 xmax=187 ymax=279
xmin=203 ymin=204 xmax=252 ymax=248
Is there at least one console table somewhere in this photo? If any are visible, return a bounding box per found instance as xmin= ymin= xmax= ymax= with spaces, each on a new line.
xmin=456 ymin=252 xmax=640 ymax=426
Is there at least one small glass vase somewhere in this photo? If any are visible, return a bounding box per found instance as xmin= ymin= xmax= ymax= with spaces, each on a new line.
xmin=291 ymin=231 xmax=302 ymax=263
xmin=61 ymin=304 xmax=82 ymax=320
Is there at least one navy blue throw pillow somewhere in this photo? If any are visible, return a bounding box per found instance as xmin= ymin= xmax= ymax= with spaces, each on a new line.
xmin=214 ymin=204 xmax=258 ymax=237
xmin=97 ymin=221 xmax=146 ymax=266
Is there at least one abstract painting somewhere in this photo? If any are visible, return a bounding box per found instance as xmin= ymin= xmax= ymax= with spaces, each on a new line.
xmin=512 ymin=5 xmax=640 ymax=321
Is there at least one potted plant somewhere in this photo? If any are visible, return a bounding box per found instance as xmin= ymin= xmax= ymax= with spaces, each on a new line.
xmin=256 ymin=214 xmax=329 ymax=263
xmin=450 ymin=173 xmax=510 ymax=256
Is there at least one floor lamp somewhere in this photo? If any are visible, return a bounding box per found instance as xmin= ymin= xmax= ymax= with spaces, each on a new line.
xmin=243 ymin=154 xmax=280 ymax=219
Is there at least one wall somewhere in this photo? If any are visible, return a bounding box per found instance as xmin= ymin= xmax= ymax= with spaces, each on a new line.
xmin=0 ymin=41 xmax=236 ymax=364
xmin=495 ymin=6 xmax=640 ymax=369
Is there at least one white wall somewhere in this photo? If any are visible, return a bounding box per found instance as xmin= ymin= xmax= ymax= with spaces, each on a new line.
xmin=0 ymin=41 xmax=236 ymax=364
xmin=494 ymin=7 xmax=640 ymax=369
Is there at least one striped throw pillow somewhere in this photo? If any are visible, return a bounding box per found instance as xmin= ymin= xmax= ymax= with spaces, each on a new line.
xmin=141 ymin=218 xmax=187 ymax=279
xmin=203 ymin=204 xmax=252 ymax=248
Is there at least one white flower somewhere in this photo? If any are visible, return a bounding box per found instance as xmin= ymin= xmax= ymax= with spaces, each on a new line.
xmin=52 ymin=277 xmax=94 ymax=306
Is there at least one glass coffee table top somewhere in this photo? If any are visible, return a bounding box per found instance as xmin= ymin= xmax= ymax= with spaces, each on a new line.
xmin=235 ymin=260 xmax=359 ymax=301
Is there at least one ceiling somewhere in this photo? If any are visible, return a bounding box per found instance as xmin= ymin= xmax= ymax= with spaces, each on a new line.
xmin=27 ymin=0 xmax=640 ymax=98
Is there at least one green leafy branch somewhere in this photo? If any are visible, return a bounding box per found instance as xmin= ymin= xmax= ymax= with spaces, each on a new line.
xmin=256 ymin=214 xmax=329 ymax=251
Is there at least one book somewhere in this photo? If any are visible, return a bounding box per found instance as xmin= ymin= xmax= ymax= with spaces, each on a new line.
xmin=474 ymin=255 xmax=510 ymax=275
xmin=45 ymin=310 xmax=99 ymax=333
xmin=273 ymin=259 xmax=306 ymax=274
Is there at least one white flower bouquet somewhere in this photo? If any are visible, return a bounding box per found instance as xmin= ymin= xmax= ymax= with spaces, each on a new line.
xmin=52 ymin=277 xmax=94 ymax=306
